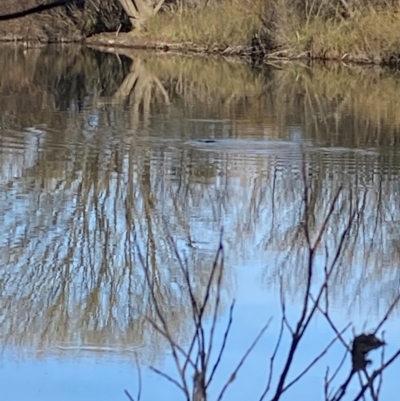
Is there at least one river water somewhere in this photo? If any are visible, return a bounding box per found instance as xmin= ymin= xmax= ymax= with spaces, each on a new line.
xmin=0 ymin=45 xmax=400 ymax=401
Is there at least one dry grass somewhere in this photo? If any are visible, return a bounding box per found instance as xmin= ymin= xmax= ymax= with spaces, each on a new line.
xmin=293 ymin=8 xmax=400 ymax=61
xmin=129 ymin=0 xmax=400 ymax=63
xmin=144 ymin=0 xmax=265 ymax=46
xmin=261 ymin=0 xmax=400 ymax=62
xmin=2 ymin=0 xmax=400 ymax=62
xmin=0 ymin=0 xmax=399 ymax=65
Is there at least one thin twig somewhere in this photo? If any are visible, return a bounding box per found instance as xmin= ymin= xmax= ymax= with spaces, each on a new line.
xmin=283 ymin=324 xmax=351 ymax=392
xmin=270 ymin=179 xmax=346 ymax=401
xmin=259 ymin=276 xmax=288 ymax=401
xmin=206 ymin=241 xmax=225 ymax=369
xmin=206 ymin=301 xmax=235 ymax=387
xmin=300 ymin=205 xmax=358 ymax=338
xmin=352 ymin=349 xmax=400 ymax=401
xmin=312 ymin=298 xmax=350 ymax=351
xmin=149 ymin=366 xmax=187 ymax=393
xmin=373 ymin=294 xmax=400 ymax=335
xmin=145 ymin=318 xmax=196 ymax=369
xmin=165 ymin=225 xmax=224 ymax=378
xmin=124 ymin=389 xmax=135 ymax=401
xmin=331 ymin=369 xmax=356 ymax=401
xmin=313 ymin=188 xmax=343 ymax=250
xmin=324 ymin=367 xmax=330 ymax=401
xmin=134 ymin=233 xmax=190 ymax=398
xmin=216 ymin=319 xmax=273 ymax=401
xmin=328 ymin=349 xmax=348 ymax=389
xmin=376 ymin=332 xmax=386 ymax=398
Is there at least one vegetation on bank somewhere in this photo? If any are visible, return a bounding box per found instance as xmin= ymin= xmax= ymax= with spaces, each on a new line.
xmin=144 ymin=0 xmax=264 ymax=47
xmin=1 ymin=0 xmax=400 ymax=65
xmin=140 ymin=0 xmax=400 ymax=66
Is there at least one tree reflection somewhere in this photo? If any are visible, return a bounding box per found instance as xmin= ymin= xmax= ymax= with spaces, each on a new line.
xmin=0 ymin=46 xmax=400 ymax=364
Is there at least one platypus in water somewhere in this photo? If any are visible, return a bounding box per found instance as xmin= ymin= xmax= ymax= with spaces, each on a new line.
xmin=196 ymin=139 xmax=217 ymax=144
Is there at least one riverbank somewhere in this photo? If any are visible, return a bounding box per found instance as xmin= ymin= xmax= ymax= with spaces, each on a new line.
xmin=2 ymin=0 xmax=400 ymax=67
xmin=84 ymin=0 xmax=400 ymax=68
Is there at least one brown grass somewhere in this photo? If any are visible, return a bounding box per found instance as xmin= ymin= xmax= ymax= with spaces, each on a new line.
xmin=292 ymin=8 xmax=400 ymax=62
xmin=140 ymin=0 xmax=400 ymax=63
xmin=2 ymin=0 xmax=400 ymax=63
xmin=143 ymin=0 xmax=265 ymax=46
xmin=260 ymin=0 xmax=400 ymax=62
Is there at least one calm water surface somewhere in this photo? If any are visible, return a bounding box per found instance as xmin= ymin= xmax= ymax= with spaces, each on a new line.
xmin=1 ymin=45 xmax=400 ymax=401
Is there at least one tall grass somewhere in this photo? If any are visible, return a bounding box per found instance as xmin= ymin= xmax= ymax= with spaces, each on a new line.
xmin=2 ymin=0 xmax=400 ymax=62
xmin=143 ymin=0 xmax=265 ymax=46
xmin=288 ymin=7 xmax=400 ymax=62
xmin=141 ymin=0 xmax=400 ymax=62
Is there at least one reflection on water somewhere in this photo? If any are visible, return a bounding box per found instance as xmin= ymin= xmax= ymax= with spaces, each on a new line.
xmin=1 ymin=44 xmax=400 ymax=400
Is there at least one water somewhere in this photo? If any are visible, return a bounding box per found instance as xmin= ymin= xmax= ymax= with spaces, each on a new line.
xmin=1 ymin=44 xmax=400 ymax=401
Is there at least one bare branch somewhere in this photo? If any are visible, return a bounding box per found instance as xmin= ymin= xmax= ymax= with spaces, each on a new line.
xmin=124 ymin=389 xmax=135 ymax=401
xmin=134 ymin=234 xmax=191 ymax=398
xmin=327 ymin=349 xmax=348 ymax=390
xmin=352 ymin=349 xmax=400 ymax=401
xmin=259 ymin=276 xmax=288 ymax=401
xmin=373 ymin=294 xmax=400 ymax=335
xmin=206 ymin=239 xmax=225 ymax=370
xmin=312 ymin=188 xmax=343 ymax=250
xmin=149 ymin=366 xmax=187 ymax=393
xmin=206 ymin=301 xmax=235 ymax=387
xmin=216 ymin=319 xmax=272 ymax=401
xmin=0 ymin=0 xmax=73 ymax=21
xmin=376 ymin=332 xmax=386 ymax=398
xmin=145 ymin=317 xmax=196 ymax=369
xmin=283 ymin=323 xmax=351 ymax=392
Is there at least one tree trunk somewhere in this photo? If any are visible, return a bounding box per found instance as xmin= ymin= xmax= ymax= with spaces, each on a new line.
xmin=117 ymin=0 xmax=166 ymax=30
